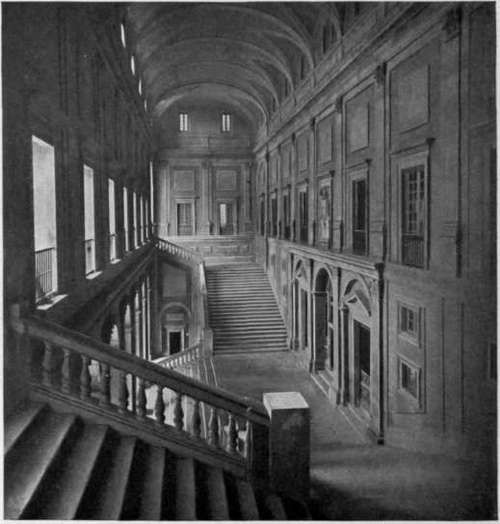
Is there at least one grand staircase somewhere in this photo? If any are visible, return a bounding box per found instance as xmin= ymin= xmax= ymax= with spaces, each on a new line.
xmin=206 ymin=262 xmax=288 ymax=354
xmin=5 ymin=401 xmax=309 ymax=520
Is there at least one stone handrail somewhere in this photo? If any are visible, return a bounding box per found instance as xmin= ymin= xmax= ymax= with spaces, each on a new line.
xmin=153 ymin=342 xmax=202 ymax=370
xmin=155 ymin=236 xmax=203 ymax=266
xmin=10 ymin=312 xmax=269 ymax=478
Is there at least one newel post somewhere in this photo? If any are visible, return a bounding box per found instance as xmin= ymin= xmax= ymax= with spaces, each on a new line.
xmin=263 ymin=392 xmax=310 ymax=500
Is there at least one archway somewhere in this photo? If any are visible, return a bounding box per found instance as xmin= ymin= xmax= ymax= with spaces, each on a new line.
xmin=313 ymin=267 xmax=333 ymax=372
xmin=160 ymin=302 xmax=192 ymax=355
xmin=291 ymin=260 xmax=310 ymax=362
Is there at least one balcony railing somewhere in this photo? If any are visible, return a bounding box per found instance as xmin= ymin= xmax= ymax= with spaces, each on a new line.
xmin=84 ymin=239 xmax=95 ymax=275
xmin=109 ymin=233 xmax=117 ymax=261
xmin=35 ymin=247 xmax=56 ymax=302
xmin=402 ymin=234 xmax=424 ymax=268
xmin=353 ymin=230 xmax=367 ymax=255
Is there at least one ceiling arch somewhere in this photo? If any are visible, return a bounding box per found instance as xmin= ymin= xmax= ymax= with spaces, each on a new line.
xmin=127 ymin=3 xmax=338 ymax=128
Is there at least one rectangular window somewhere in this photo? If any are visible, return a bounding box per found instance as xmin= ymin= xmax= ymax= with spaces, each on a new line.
xmin=299 ymin=188 xmax=308 ymax=243
xmin=271 ymin=195 xmax=278 ymax=237
xmin=177 ymin=203 xmax=193 ymax=235
xmin=32 ymin=136 xmax=58 ymax=302
xmin=222 ymin=113 xmax=231 ymax=132
xmin=83 ymin=165 xmax=96 ymax=274
xmin=123 ymin=187 xmax=129 ymax=252
xmin=352 ymin=178 xmax=367 ymax=255
xmin=400 ymin=360 xmax=420 ymax=401
xmin=401 ymin=164 xmax=425 ymax=267
xmin=283 ymin=192 xmax=290 ymax=240
xmin=108 ymin=178 xmax=117 ymax=260
xmin=400 ymin=305 xmax=417 ymax=338
xmin=179 ymin=113 xmax=188 ymax=132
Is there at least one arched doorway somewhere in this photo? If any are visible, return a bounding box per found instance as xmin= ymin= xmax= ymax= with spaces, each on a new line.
xmin=313 ymin=268 xmax=334 ymax=372
xmin=160 ymin=303 xmax=192 ymax=355
xmin=291 ymin=260 xmax=310 ymax=365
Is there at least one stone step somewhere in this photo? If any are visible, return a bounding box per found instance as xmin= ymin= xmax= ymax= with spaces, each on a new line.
xmin=5 ymin=410 xmax=77 ymax=519
xmin=88 ymin=436 xmax=136 ymax=519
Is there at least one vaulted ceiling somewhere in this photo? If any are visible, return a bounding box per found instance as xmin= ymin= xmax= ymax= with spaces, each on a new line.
xmin=127 ymin=3 xmax=345 ymax=131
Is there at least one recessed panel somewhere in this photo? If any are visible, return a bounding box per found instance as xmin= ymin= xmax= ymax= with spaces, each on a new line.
xmin=216 ymin=170 xmax=237 ymax=191
xmin=397 ymin=65 xmax=429 ymax=132
xmin=173 ymin=170 xmax=195 ymax=192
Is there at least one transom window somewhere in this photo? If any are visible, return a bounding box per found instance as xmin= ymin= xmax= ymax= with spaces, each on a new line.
xmin=222 ymin=113 xmax=231 ymax=132
xmin=179 ymin=113 xmax=188 ymax=132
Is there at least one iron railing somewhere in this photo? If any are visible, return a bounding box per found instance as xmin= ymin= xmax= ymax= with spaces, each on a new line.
xmin=35 ymin=247 xmax=56 ymax=301
xmin=84 ymin=239 xmax=95 ymax=275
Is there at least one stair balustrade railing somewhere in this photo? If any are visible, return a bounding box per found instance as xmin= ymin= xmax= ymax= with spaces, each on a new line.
xmin=10 ymin=310 xmax=269 ymax=480
xmin=155 ymin=236 xmax=203 ymax=266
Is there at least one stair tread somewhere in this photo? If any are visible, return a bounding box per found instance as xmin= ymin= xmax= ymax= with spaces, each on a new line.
xmin=90 ymin=435 xmax=136 ymax=520
xmin=176 ymin=457 xmax=196 ymax=519
xmin=40 ymin=424 xmax=108 ymax=519
xmin=5 ymin=401 xmax=46 ymax=455
xmin=5 ymin=410 xmax=77 ymax=519
xmin=236 ymin=478 xmax=260 ymax=519
xmin=206 ymin=467 xmax=230 ymax=520
xmin=137 ymin=446 xmax=166 ymax=520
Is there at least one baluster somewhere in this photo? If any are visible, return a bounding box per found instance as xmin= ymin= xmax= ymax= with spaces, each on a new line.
xmin=227 ymin=414 xmax=238 ymax=454
xmin=192 ymin=400 xmax=201 ymax=438
xmin=174 ymin=393 xmax=184 ymax=430
xmin=242 ymin=419 xmax=251 ymax=458
xmin=99 ymin=363 xmax=110 ymax=407
xmin=137 ymin=378 xmax=147 ymax=419
xmin=80 ymin=355 xmax=91 ymax=401
xmin=208 ymin=407 xmax=220 ymax=448
xmin=61 ymin=348 xmax=72 ymax=394
xmin=154 ymin=385 xmax=165 ymax=424
xmin=117 ymin=371 xmax=128 ymax=414
xmin=42 ymin=342 xmax=54 ymax=387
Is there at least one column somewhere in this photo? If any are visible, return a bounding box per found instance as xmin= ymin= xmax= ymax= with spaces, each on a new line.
xmin=200 ymin=160 xmax=211 ymax=234
xmin=308 ymin=117 xmax=316 ymax=245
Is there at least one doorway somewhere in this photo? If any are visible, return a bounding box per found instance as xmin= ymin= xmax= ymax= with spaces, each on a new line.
xmin=218 ymin=202 xmax=234 ymax=235
xmin=354 ymin=321 xmax=370 ymax=414
xmin=169 ymin=331 xmax=182 ymax=354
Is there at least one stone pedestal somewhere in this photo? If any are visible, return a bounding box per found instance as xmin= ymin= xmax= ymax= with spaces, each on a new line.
xmin=263 ymin=391 xmax=310 ymax=500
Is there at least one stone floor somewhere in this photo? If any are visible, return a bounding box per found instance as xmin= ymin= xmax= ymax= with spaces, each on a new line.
xmin=213 ymin=351 xmax=496 ymax=520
